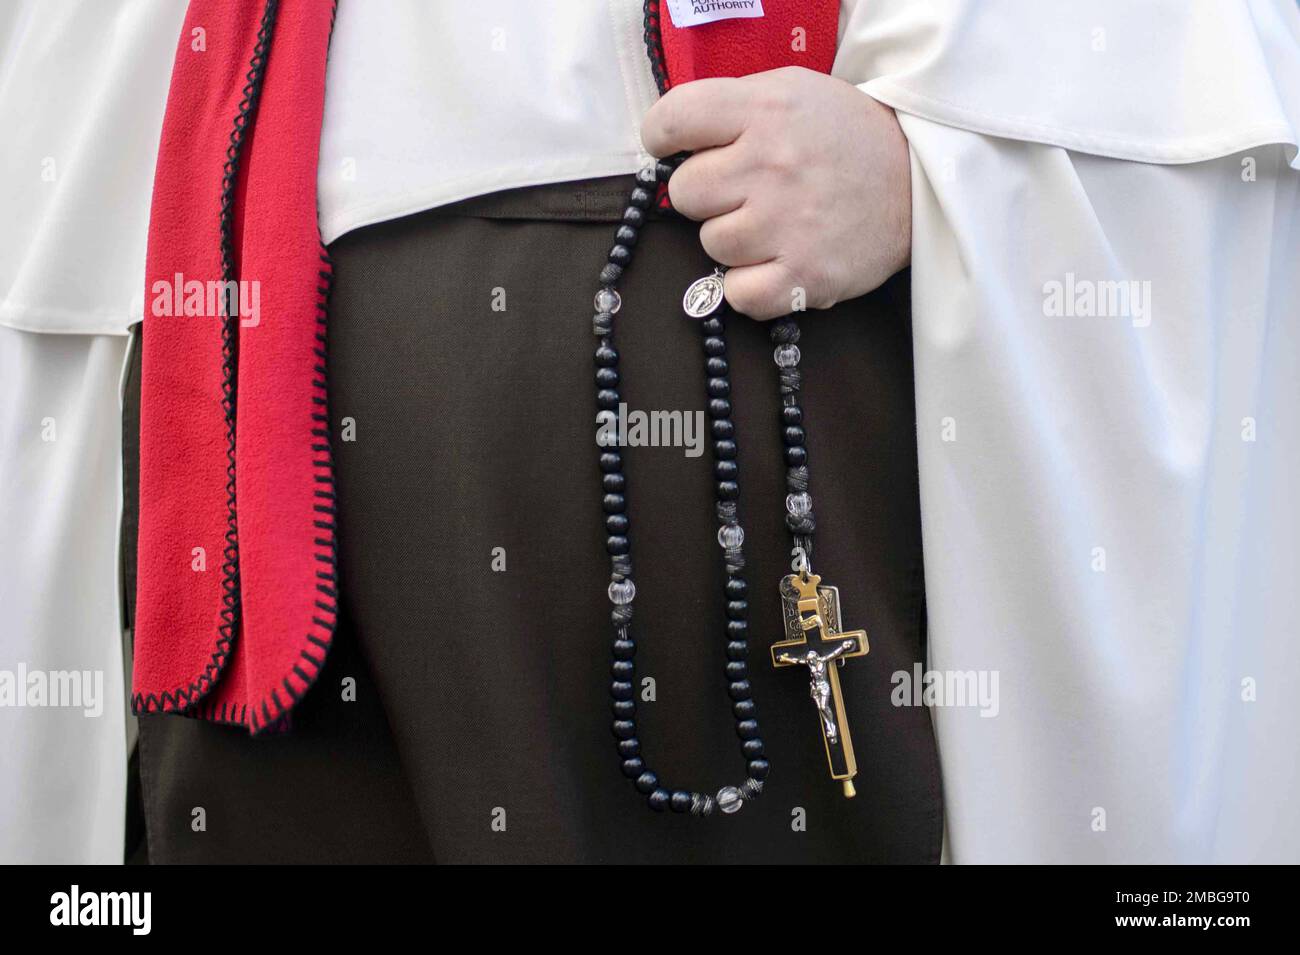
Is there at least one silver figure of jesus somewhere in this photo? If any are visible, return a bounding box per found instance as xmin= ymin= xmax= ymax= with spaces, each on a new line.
xmin=777 ymin=639 xmax=857 ymax=742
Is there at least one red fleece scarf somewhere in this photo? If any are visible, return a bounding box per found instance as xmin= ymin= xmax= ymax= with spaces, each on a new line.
xmin=134 ymin=0 xmax=337 ymax=733
xmin=133 ymin=0 xmax=836 ymax=734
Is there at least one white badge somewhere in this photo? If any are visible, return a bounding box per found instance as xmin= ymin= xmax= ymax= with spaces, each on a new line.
xmin=665 ymin=0 xmax=765 ymax=30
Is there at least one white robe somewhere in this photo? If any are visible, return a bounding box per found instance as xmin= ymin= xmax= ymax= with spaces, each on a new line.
xmin=0 ymin=0 xmax=184 ymax=862
xmin=837 ymin=0 xmax=1300 ymax=862
xmin=0 ymin=327 xmax=130 ymax=864
xmin=902 ymin=129 xmax=1298 ymax=863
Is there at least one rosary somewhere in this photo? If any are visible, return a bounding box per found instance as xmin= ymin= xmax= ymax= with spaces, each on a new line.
xmin=590 ymin=4 xmax=870 ymax=817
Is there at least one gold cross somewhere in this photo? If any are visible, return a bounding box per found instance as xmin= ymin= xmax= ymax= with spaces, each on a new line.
xmin=770 ymin=572 xmax=869 ymax=798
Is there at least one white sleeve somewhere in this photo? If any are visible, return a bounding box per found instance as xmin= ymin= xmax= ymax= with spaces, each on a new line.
xmin=834 ymin=0 xmax=1299 ymax=167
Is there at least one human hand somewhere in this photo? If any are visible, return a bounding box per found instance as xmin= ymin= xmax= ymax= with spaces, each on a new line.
xmin=641 ymin=66 xmax=911 ymax=320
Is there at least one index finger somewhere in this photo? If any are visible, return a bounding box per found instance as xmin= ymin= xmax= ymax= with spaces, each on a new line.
xmin=640 ymin=77 xmax=751 ymax=157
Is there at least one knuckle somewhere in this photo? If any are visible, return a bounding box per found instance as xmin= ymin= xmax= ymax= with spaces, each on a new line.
xmin=723 ymin=276 xmax=754 ymax=315
xmin=729 ymin=277 xmax=777 ymax=320
xmin=700 ymin=222 xmax=740 ymax=265
xmin=769 ymin=260 xmax=817 ymax=313
xmin=666 ymin=167 xmax=700 ymax=215
xmin=799 ymin=262 xmax=837 ymax=309
xmin=642 ymin=98 xmax=679 ymax=154
xmin=761 ymin=144 xmax=799 ymax=177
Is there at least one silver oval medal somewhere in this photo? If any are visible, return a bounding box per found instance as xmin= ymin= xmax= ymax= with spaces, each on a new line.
xmin=682 ymin=272 xmax=725 ymax=319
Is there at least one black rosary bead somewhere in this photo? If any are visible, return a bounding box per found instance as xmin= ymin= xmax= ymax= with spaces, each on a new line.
xmin=748 ymin=759 xmax=770 ymax=780
xmin=784 ymin=445 xmax=807 ymax=467
xmin=783 ymin=425 xmax=805 ymax=446
xmin=782 ymin=404 xmax=803 ymax=425
xmin=742 ymin=739 xmax=765 ymax=759
xmin=595 ymin=163 xmax=763 ymax=819
xmin=611 ymin=659 xmax=634 ymax=679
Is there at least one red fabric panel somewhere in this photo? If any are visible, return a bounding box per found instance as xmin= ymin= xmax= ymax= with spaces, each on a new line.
xmin=229 ymin=0 xmax=337 ymax=732
xmin=658 ymin=0 xmax=840 ymax=87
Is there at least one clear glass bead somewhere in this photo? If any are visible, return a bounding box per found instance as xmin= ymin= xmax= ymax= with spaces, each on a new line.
xmin=785 ymin=492 xmax=812 ymax=516
xmin=594 ymin=288 xmax=621 ymax=315
xmin=773 ymin=344 xmax=801 ymax=368
xmin=716 ymin=786 xmax=743 ymax=814
xmin=717 ymin=524 xmax=745 ymax=549
xmin=607 ymin=579 xmax=636 ymax=605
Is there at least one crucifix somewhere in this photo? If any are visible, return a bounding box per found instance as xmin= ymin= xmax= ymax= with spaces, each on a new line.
xmin=770 ymin=572 xmax=869 ymax=798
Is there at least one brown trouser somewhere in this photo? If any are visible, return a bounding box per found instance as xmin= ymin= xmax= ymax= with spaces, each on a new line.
xmin=124 ymin=177 xmax=941 ymax=863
